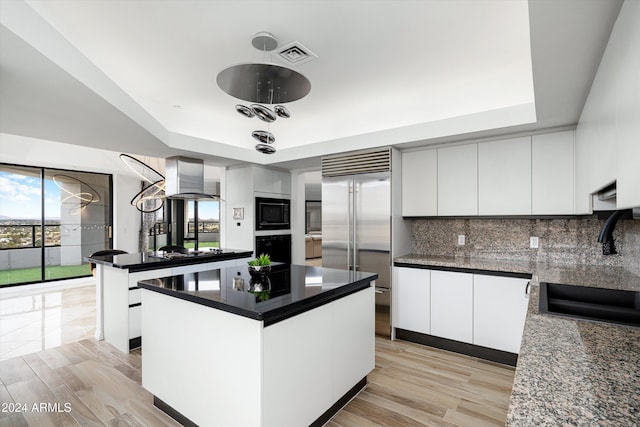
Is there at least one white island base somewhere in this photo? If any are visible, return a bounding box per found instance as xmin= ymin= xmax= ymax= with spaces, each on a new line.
xmin=141 ymin=285 xmax=375 ymax=427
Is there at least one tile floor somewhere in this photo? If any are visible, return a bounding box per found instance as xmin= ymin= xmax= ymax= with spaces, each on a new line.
xmin=0 ymin=279 xmax=96 ymax=361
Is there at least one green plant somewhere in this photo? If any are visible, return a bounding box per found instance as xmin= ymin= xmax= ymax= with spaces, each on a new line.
xmin=251 ymin=290 xmax=271 ymax=301
xmin=247 ymin=253 xmax=271 ymax=266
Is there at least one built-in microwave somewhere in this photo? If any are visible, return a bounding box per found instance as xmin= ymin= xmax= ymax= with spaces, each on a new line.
xmin=255 ymin=197 xmax=290 ymax=230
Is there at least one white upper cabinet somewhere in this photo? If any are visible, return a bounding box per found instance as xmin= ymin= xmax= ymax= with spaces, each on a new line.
xmin=478 ymin=137 xmax=531 ymax=215
xmin=401 ymin=149 xmax=437 ymax=216
xmin=613 ymin=0 xmax=640 ymax=209
xmin=438 ymin=144 xmax=478 ymax=216
xmin=401 ymin=131 xmax=579 ymax=216
xmin=532 ymin=131 xmax=575 ymax=215
xmin=253 ymin=168 xmax=291 ymax=195
xmin=575 ymin=1 xmax=640 ymax=210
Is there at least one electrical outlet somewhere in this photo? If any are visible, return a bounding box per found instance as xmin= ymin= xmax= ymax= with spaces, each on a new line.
xmin=458 ymin=235 xmax=466 ymax=246
xmin=530 ymin=236 xmax=539 ymax=249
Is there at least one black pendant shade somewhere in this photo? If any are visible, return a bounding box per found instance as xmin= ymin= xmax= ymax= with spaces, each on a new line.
xmin=217 ymin=63 xmax=310 ymax=104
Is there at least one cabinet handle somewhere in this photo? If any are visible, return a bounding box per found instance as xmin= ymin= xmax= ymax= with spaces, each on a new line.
xmin=525 ymin=281 xmax=531 ymax=296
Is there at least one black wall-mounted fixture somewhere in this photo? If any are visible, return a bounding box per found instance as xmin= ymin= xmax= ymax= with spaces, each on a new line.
xmin=597 ymin=209 xmax=632 ymax=255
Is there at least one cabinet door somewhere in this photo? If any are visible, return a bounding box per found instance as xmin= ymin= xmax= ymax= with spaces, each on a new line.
xmin=473 ymin=275 xmax=529 ymax=353
xmin=438 ymin=144 xmax=478 ymax=216
xmin=402 ymin=149 xmax=437 ymax=216
xmin=394 ymin=267 xmax=430 ymax=334
xmin=615 ymin=4 xmax=640 ymax=209
xmin=129 ymin=305 xmax=141 ymax=339
xmin=263 ymin=304 xmax=333 ymax=427
xmin=254 ymin=168 xmax=291 ymax=195
xmin=532 ymin=131 xmax=574 ymax=215
xmin=478 ymin=137 xmax=531 ymax=215
xmin=332 ymin=287 xmax=375 ymax=401
xmin=430 ymin=270 xmax=473 ymax=343
xmin=253 ymin=167 xmax=273 ymax=193
xmin=272 ymin=170 xmax=291 ymax=195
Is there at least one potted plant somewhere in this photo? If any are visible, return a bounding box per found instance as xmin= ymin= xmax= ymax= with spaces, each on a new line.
xmin=247 ymin=253 xmax=271 ymax=278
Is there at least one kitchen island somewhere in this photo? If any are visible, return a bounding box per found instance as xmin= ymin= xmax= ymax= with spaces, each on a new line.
xmin=87 ymin=248 xmax=252 ymax=353
xmin=137 ymin=264 xmax=378 ymax=427
xmin=394 ymin=254 xmax=640 ymax=426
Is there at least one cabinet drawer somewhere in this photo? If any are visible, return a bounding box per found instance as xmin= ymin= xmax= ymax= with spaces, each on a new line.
xmin=129 ymin=288 xmax=142 ymax=305
xmin=129 ymin=305 xmax=141 ymax=338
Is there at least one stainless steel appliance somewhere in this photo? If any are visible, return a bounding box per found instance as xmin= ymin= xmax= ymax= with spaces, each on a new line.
xmin=322 ymin=148 xmax=395 ymax=337
xmin=255 ymin=197 xmax=291 ymax=230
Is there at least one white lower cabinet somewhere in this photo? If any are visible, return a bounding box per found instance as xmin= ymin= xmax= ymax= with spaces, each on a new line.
xmin=394 ymin=266 xmax=530 ymax=355
xmin=430 ymin=270 xmax=473 ymax=344
xmin=129 ymin=305 xmax=141 ymax=339
xmin=473 ymin=275 xmax=529 ymax=353
xmin=394 ymin=267 xmax=430 ymax=334
xmin=263 ymin=287 xmax=374 ymax=427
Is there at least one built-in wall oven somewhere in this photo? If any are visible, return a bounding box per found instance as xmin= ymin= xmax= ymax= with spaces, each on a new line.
xmin=255 ymin=197 xmax=290 ymax=230
xmin=255 ymin=234 xmax=291 ymax=264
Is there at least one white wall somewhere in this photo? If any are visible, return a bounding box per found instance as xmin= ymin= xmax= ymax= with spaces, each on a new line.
xmin=290 ymin=170 xmax=307 ymax=265
xmin=113 ymin=174 xmax=141 ymax=253
xmin=1 ymin=133 xmax=140 ymax=253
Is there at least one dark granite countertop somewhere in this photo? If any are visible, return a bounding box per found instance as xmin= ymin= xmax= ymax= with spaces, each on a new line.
xmin=394 ymin=254 xmax=640 ymax=426
xmin=86 ymin=248 xmax=253 ymax=272
xmin=137 ymin=264 xmax=378 ymax=326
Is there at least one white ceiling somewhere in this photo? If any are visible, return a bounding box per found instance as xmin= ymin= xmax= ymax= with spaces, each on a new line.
xmin=0 ymin=0 xmax=622 ymax=170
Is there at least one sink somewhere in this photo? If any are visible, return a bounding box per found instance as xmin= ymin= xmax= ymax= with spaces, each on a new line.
xmin=539 ymin=282 xmax=640 ymax=327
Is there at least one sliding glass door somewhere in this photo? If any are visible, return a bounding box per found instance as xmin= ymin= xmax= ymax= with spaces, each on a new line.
xmin=0 ymin=163 xmax=112 ymax=286
xmin=0 ymin=165 xmax=43 ymax=285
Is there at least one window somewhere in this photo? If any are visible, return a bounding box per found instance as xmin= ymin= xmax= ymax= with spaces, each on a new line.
xmin=146 ymin=199 xmax=219 ymax=251
xmin=185 ymin=200 xmax=220 ymax=249
xmin=0 ymin=163 xmax=112 ymax=286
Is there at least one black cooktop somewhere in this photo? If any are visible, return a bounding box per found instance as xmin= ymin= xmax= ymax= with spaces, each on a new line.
xmin=150 ymin=248 xmax=226 ymax=260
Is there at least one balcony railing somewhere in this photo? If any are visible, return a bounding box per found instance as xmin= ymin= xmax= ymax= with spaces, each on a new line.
xmin=0 ymin=224 xmax=61 ymax=250
xmin=187 ymin=220 xmax=220 ymax=234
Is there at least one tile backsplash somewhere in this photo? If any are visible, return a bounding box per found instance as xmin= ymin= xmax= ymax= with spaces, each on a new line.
xmin=410 ymin=218 xmax=640 ymax=270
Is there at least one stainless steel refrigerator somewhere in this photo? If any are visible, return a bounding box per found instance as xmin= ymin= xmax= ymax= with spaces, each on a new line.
xmin=322 ymin=168 xmax=392 ymax=337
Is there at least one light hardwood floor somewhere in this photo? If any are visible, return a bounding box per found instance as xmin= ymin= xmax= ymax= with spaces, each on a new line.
xmin=1 ymin=283 xmax=515 ymax=426
xmin=328 ymin=338 xmax=515 ymax=427
xmin=1 ymin=337 xmax=514 ymax=426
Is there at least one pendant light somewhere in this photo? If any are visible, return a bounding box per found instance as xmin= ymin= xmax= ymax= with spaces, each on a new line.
xmin=217 ymin=32 xmax=311 ymax=154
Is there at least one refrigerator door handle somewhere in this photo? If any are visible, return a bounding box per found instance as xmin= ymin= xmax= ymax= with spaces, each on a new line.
xmin=347 ymin=181 xmax=353 ymax=270
xmin=353 ymin=181 xmax=359 ymax=271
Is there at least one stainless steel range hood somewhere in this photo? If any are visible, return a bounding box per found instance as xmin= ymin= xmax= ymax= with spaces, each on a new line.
xmin=165 ymin=156 xmax=220 ymax=200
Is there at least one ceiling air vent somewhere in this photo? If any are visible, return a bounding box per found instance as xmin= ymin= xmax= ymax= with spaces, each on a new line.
xmin=277 ymin=41 xmax=318 ymax=66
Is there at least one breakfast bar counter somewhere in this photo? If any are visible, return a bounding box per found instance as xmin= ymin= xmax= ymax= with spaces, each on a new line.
xmin=86 ymin=249 xmax=252 ymax=352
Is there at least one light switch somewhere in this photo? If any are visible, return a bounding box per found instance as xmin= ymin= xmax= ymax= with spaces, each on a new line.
xmin=457 ymin=235 xmax=465 ymax=246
